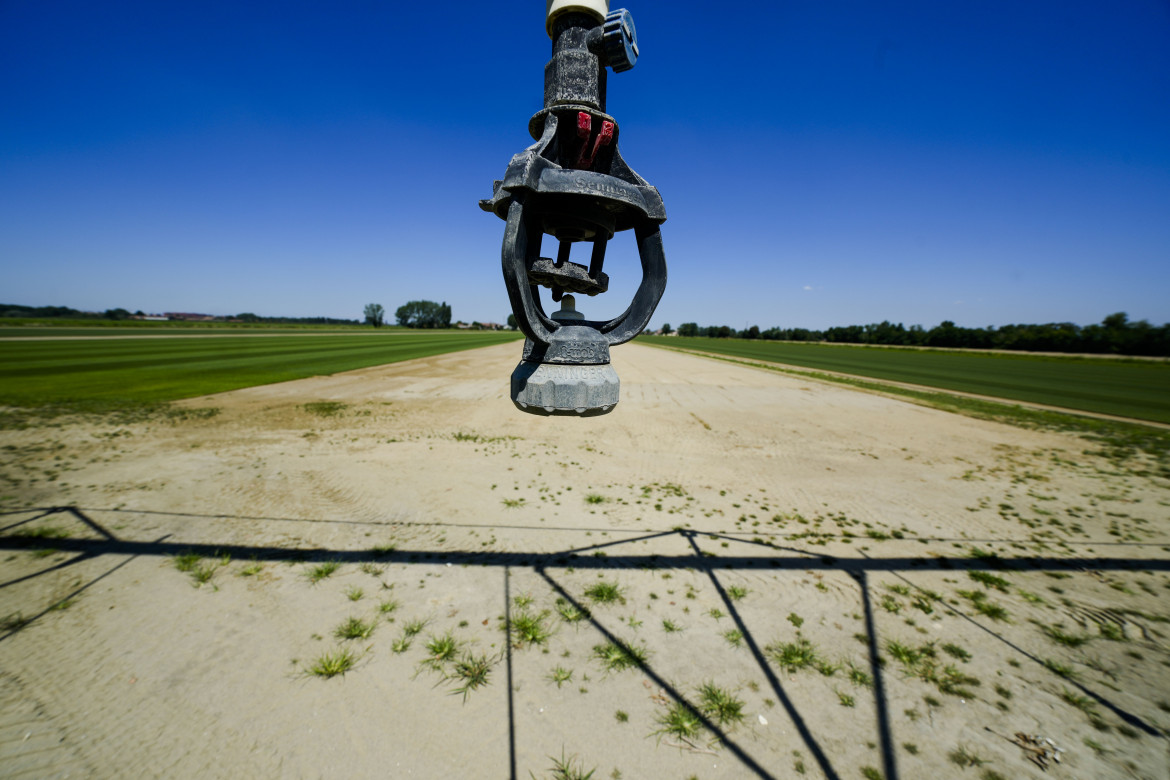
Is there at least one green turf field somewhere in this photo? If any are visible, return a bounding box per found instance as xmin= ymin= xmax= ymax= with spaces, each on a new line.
xmin=640 ymin=337 xmax=1170 ymax=424
xmin=0 ymin=330 xmax=521 ymax=412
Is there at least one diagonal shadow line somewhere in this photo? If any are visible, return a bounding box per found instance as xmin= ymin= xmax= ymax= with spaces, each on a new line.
xmin=0 ymin=551 xmax=95 ymax=589
xmin=63 ymin=506 xmax=118 ymax=540
xmin=0 ymin=535 xmax=169 ymax=644
xmin=881 ymin=563 xmax=1165 ymax=738
xmin=851 ymin=570 xmax=899 ymax=780
xmin=534 ymin=565 xmax=778 ymax=779
xmin=681 ymin=530 xmax=841 ymax=780
xmin=0 ymin=507 xmax=60 ymax=533
xmin=503 ymin=566 xmax=517 ymax=780
xmin=555 ymin=529 xmax=683 ymax=557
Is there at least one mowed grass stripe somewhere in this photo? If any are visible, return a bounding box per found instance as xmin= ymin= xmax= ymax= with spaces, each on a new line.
xmin=1 ymin=333 xmax=486 ymax=374
xmin=0 ymin=332 xmax=521 ymax=410
xmin=641 ymin=337 xmax=1170 ymax=424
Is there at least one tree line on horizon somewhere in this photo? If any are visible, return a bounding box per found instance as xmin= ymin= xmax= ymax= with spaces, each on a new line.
xmin=362 ymin=300 xmax=451 ymax=329
xmin=662 ymin=312 xmax=1170 ymax=357
xmin=0 ymin=303 xmax=357 ymax=326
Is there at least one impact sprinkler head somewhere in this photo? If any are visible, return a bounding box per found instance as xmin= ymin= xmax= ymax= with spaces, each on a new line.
xmin=481 ymin=2 xmax=667 ymax=417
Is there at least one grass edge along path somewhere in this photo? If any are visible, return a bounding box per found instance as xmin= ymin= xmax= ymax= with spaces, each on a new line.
xmin=639 ymin=336 xmax=1170 ymax=424
xmin=0 ymin=330 xmax=521 ymax=421
xmin=643 ymin=341 xmax=1170 ymax=478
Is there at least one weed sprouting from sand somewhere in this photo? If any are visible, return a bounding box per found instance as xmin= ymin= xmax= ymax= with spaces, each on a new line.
xmin=345 ymin=586 xmax=364 ymax=602
xmin=707 ymin=607 xmax=726 ymax=620
xmin=886 ymin=640 xmax=979 ymax=697
xmin=334 ymin=616 xmax=376 ymax=640
xmin=728 ymin=585 xmax=749 ymax=601
xmin=302 ymin=401 xmax=347 ymax=417
xmin=421 ymin=632 xmax=460 ymax=670
xmin=1061 ymin=688 xmax=1100 ymax=720
xmin=514 ymin=593 xmax=535 ymax=609
xmin=722 ymin=628 xmax=744 ymax=648
xmin=402 ymin=618 xmax=427 ymax=637
xmin=172 ymin=551 xmax=219 ymax=587
xmin=173 ymin=552 xmax=201 ymax=572
xmin=446 ymin=651 xmax=496 ymax=701
xmin=957 ymin=589 xmax=1010 ymax=621
xmin=378 ymin=598 xmax=399 ymax=615
xmin=537 ymin=748 xmax=596 ymax=780
xmin=548 ymin=666 xmax=573 ymax=688
xmin=391 ymin=636 xmax=412 ymax=653
xmin=696 ymin=682 xmax=745 ymax=728
xmin=847 ymin=664 xmax=875 ymax=687
xmin=836 ymin=690 xmax=856 ymax=707
xmin=1 ymin=613 xmax=29 ymax=632
xmin=1042 ymin=624 xmax=1092 ymax=647
xmin=815 ymin=659 xmax=841 ymax=677
xmin=860 ymin=768 xmax=884 ymax=780
xmin=239 ymin=561 xmax=263 ymax=577
xmin=306 ymin=560 xmax=340 ymax=584
xmin=584 ymin=581 xmax=625 ymax=605
xmin=766 ymin=636 xmax=820 ymax=673
xmin=510 ymin=610 xmax=554 ymax=648
xmin=662 ymin=619 xmax=682 ymax=633
xmin=308 ymin=647 xmax=357 ymax=678
xmin=653 ymin=701 xmax=703 ymax=744
xmin=592 ymin=641 xmax=648 ymax=673
xmin=1043 ymin=658 xmax=1077 ymax=679
xmin=947 ymin=745 xmax=987 ymax=768
xmin=555 ymin=597 xmax=590 ymax=624
xmin=1097 ymin=621 xmax=1126 ymax=641
xmin=585 ymin=493 xmax=606 ymax=504
xmin=941 ymin=643 xmax=972 ymax=662
xmin=614 ymin=710 xmax=628 ymax=723
xmin=968 ymin=571 xmax=1011 ymax=592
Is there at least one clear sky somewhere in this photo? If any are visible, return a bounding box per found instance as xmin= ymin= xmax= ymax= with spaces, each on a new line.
xmin=2 ymin=0 xmax=1168 ymax=330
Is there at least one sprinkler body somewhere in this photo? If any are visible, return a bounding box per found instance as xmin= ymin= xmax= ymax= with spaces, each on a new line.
xmin=481 ymin=2 xmax=666 ymax=416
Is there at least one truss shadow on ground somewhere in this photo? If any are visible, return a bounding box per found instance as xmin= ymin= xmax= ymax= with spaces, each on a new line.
xmin=2 ymin=505 xmax=1167 ymax=779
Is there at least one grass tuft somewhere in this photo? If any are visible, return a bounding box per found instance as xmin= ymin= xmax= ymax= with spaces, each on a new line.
xmin=306 ymin=560 xmax=340 ymax=584
xmin=334 ymin=616 xmax=376 ymax=640
xmin=592 ymin=641 xmax=648 ymax=673
xmin=308 ymin=647 xmax=357 ymax=678
xmin=583 ymin=581 xmax=625 ymax=606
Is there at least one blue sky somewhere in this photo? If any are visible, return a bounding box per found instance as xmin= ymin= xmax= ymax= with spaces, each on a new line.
xmin=2 ymin=0 xmax=1168 ymax=330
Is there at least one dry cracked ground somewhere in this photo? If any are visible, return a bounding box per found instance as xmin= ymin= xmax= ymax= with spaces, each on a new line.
xmin=2 ymin=341 xmax=1169 ymax=779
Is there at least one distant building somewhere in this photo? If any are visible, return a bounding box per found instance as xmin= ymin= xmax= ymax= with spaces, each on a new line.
xmin=164 ymin=312 xmax=218 ymax=322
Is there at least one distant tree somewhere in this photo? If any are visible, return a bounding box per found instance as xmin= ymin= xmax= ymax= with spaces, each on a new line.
xmin=104 ymin=307 xmax=130 ymax=320
xmin=742 ymin=325 xmax=760 ymax=339
xmin=396 ymin=300 xmax=451 ymax=328
xmin=507 ymin=314 xmax=517 ymax=330
xmin=661 ymin=323 xmax=673 ymax=335
xmin=677 ymin=322 xmax=699 ymax=337
xmin=134 ymin=310 xmax=145 ymax=316
xmin=237 ymin=312 xmax=260 ymax=323
xmin=364 ymin=303 xmax=385 ymax=328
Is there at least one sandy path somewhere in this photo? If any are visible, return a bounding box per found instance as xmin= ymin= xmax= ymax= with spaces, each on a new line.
xmin=1 ymin=343 xmax=1168 ymax=779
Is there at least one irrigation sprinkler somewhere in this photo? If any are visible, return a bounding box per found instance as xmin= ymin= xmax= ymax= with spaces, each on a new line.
xmin=481 ymin=1 xmax=667 ymax=416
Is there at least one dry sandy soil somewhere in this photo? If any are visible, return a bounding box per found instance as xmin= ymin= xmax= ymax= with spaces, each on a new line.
xmin=1 ymin=342 xmax=1168 ymax=779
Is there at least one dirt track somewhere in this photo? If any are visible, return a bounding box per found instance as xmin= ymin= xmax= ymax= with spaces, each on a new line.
xmin=2 ymin=342 xmax=1168 ymax=779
